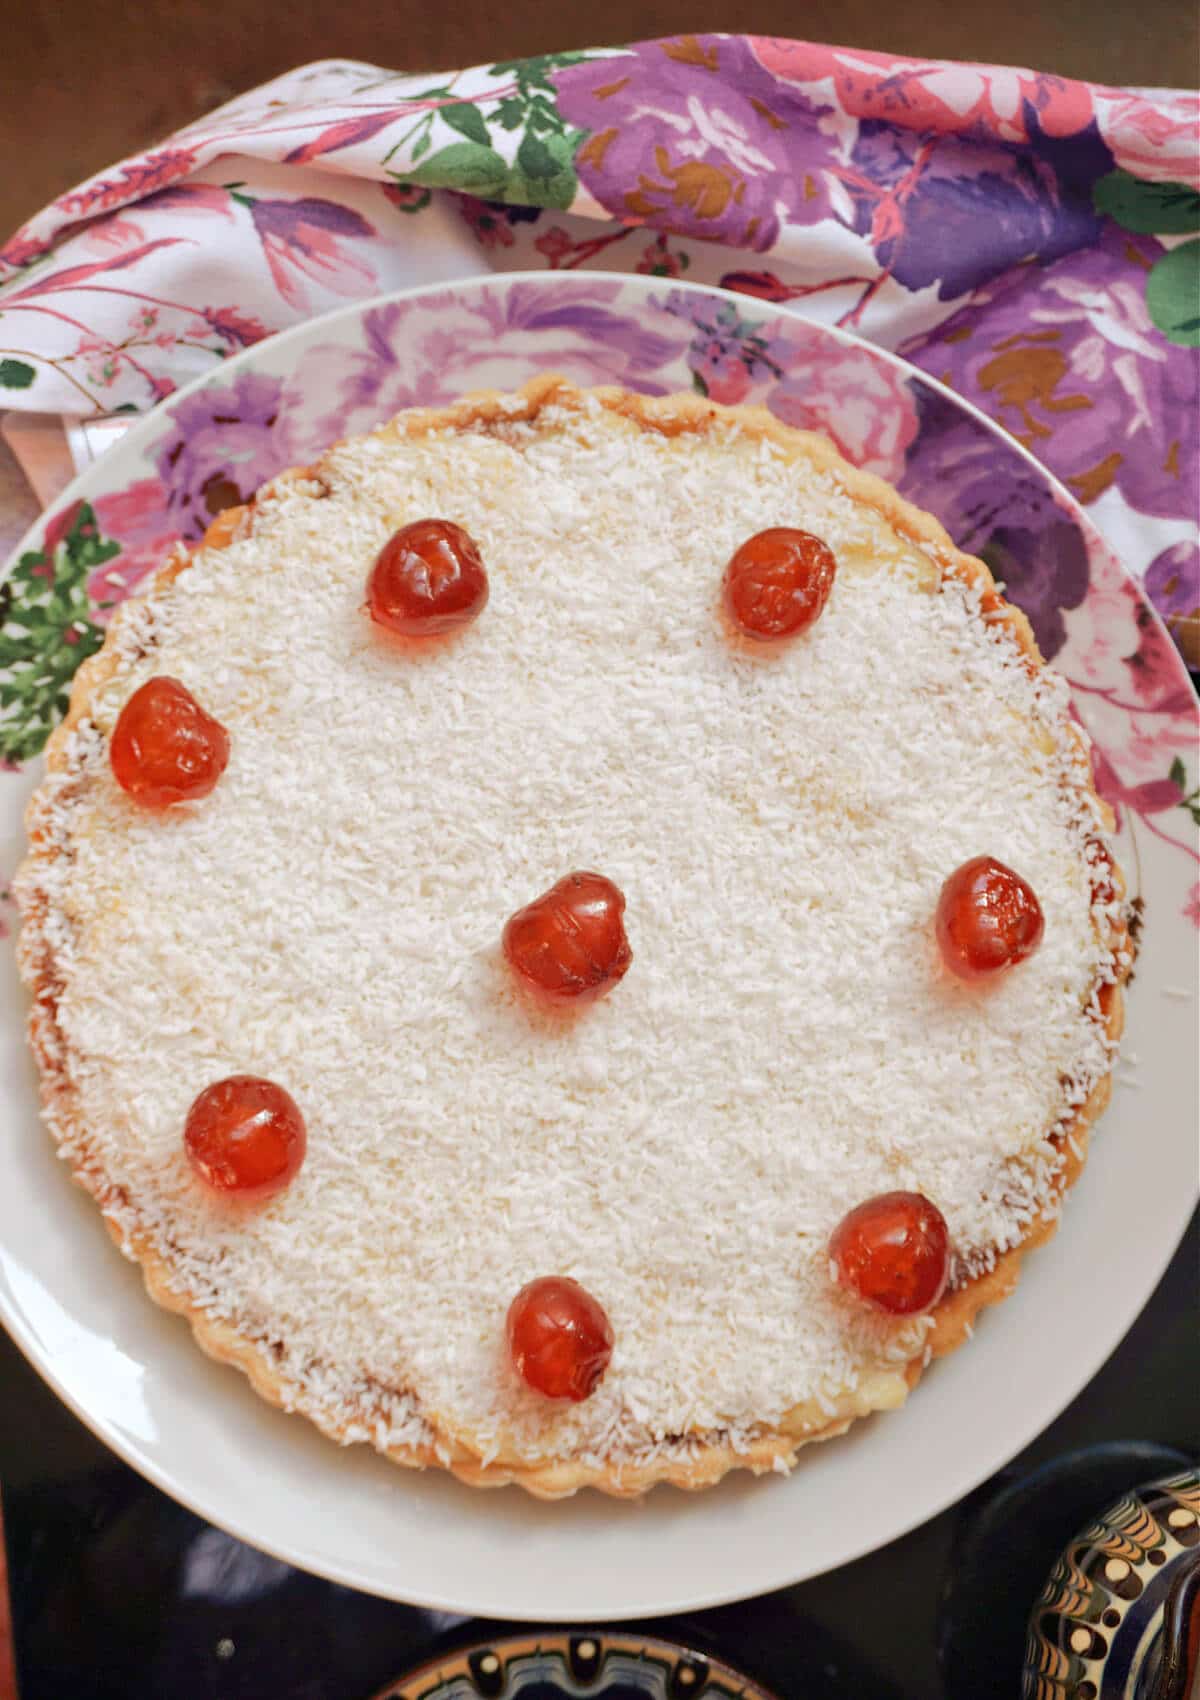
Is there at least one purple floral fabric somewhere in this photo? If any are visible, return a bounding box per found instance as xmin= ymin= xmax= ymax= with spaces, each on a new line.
xmin=554 ymin=37 xmax=840 ymax=250
xmin=0 ymin=38 xmax=1195 ymax=667
xmin=901 ymin=225 xmax=1198 ymax=525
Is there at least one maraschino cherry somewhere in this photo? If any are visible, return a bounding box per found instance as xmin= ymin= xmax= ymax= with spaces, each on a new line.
xmin=503 ymin=871 xmax=632 ymax=1004
xmin=110 ymin=677 xmax=230 ymax=807
xmin=367 ymin=518 xmax=488 ymax=637
xmin=936 ymin=855 xmax=1044 ymax=982
xmin=507 ymin=1276 xmax=614 ymax=1401
xmin=830 ymin=1191 xmax=950 ymax=1315
xmin=184 ymin=1076 xmax=306 ymax=1201
xmin=723 ymin=526 xmax=836 ymax=641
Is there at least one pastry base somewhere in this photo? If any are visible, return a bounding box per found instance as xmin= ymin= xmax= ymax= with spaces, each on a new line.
xmin=17 ymin=377 xmax=1129 ymax=1498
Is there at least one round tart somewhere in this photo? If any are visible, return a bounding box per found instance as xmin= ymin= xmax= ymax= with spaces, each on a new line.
xmin=16 ymin=378 xmax=1130 ymax=1498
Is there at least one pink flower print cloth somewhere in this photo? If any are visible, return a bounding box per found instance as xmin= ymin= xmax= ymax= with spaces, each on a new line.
xmin=0 ymin=39 xmax=1196 ymax=663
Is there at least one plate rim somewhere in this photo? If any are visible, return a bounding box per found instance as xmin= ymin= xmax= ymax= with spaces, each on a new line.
xmin=1 ymin=269 xmax=1196 ymax=1620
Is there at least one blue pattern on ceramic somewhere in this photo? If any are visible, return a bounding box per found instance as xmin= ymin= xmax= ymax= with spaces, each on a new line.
xmin=1023 ymin=1469 xmax=1200 ymax=1699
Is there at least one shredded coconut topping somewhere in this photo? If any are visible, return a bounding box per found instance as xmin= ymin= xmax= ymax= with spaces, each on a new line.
xmin=19 ymin=397 xmax=1120 ymax=1471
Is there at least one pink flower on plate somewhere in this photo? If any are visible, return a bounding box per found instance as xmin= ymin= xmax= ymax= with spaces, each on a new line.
xmin=1093 ymin=88 xmax=1200 ymax=189
xmin=89 ymin=479 xmax=179 ymax=610
xmin=657 ymin=288 xmax=918 ymax=475
xmin=245 ymin=195 xmax=378 ymax=312
xmin=1059 ymin=549 xmax=1198 ymax=844
xmin=696 ymin=340 xmax=754 ymax=404
xmin=41 ymin=498 xmax=87 ymax=560
xmin=1089 ymin=741 xmax=1186 ymax=827
xmin=1184 ymin=882 xmax=1200 ymax=927
xmin=766 ymin=329 xmax=919 ymax=480
xmin=1121 ymin=596 xmax=1198 ymax=713
xmin=1062 ymin=553 xmax=1195 ymax=717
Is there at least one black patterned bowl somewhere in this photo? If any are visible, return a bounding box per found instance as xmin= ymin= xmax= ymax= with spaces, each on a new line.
xmin=369 ymin=1631 xmax=780 ymax=1699
xmin=1023 ymin=1469 xmax=1200 ymax=1699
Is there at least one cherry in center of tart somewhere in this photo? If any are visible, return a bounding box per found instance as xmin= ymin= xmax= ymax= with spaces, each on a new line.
xmin=367 ymin=518 xmax=489 ymax=637
xmin=723 ymin=526 xmax=837 ymax=641
xmin=184 ymin=1076 xmax=306 ymax=1201
xmin=507 ymin=1276 xmax=614 ymax=1401
xmin=829 ymin=1191 xmax=950 ymax=1315
xmin=110 ymin=677 xmax=230 ymax=807
xmin=936 ymin=855 xmax=1044 ymax=982
xmin=503 ymin=871 xmax=632 ymax=1003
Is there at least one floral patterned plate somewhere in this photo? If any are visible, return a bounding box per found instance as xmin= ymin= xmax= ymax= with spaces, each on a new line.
xmin=0 ymin=273 xmax=1196 ymax=1619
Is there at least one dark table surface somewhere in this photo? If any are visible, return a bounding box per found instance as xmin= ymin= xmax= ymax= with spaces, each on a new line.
xmin=1 ymin=1206 xmax=1196 ymax=1698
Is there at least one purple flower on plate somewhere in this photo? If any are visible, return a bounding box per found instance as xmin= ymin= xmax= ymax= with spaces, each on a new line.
xmin=899 ymin=391 xmax=1089 ymax=659
xmin=902 ymin=225 xmax=1200 ymax=523
xmin=657 ymin=289 xmax=920 ymax=477
xmin=657 ymin=288 xmax=787 ymax=403
xmin=845 ymin=113 xmax=1112 ymax=299
xmin=154 ymin=371 xmax=288 ymax=540
xmin=555 ymin=36 xmax=842 ymax=250
xmin=276 ymin=280 xmax=686 ymax=463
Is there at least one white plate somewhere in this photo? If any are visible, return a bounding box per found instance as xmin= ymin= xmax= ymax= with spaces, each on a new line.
xmin=1 ymin=273 xmax=1196 ymax=1619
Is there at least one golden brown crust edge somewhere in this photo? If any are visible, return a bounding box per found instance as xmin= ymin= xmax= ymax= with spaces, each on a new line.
xmin=16 ymin=376 xmax=1129 ymax=1500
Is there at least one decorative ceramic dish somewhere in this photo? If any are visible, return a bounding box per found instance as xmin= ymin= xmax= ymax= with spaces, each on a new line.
xmin=368 ymin=1631 xmax=779 ymax=1700
xmin=1024 ymin=1468 xmax=1200 ymax=1699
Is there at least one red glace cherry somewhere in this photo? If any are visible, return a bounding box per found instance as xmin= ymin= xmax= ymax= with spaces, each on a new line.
xmin=110 ymin=677 xmax=230 ymax=807
xmin=829 ymin=1191 xmax=950 ymax=1316
xmin=502 ymin=871 xmax=632 ymax=1004
xmin=184 ymin=1076 xmax=306 ymax=1201
xmin=722 ymin=526 xmax=837 ymax=641
xmin=936 ymin=855 xmax=1045 ymax=982
xmin=507 ymin=1276 xmax=614 ymax=1401
xmin=366 ymin=518 xmax=489 ymax=637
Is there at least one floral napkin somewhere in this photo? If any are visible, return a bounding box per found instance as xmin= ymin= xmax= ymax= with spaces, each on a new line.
xmin=0 ymin=37 xmax=1196 ymax=664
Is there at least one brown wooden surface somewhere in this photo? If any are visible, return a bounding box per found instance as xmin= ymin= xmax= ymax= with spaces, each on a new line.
xmin=2 ymin=0 xmax=1197 ymax=242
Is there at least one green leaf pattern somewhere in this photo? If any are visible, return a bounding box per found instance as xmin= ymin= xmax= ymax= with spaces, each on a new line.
xmin=1093 ymin=169 xmax=1200 ymax=347
xmin=1145 ymin=240 xmax=1200 ymax=348
xmin=0 ymin=505 xmax=118 ymax=763
xmin=1169 ymin=756 xmax=1200 ymax=827
xmin=0 ymin=358 xmax=36 ymax=389
xmin=384 ymin=52 xmax=592 ymax=212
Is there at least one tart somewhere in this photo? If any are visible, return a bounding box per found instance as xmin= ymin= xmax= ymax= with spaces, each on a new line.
xmin=16 ymin=377 xmax=1130 ymax=1498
